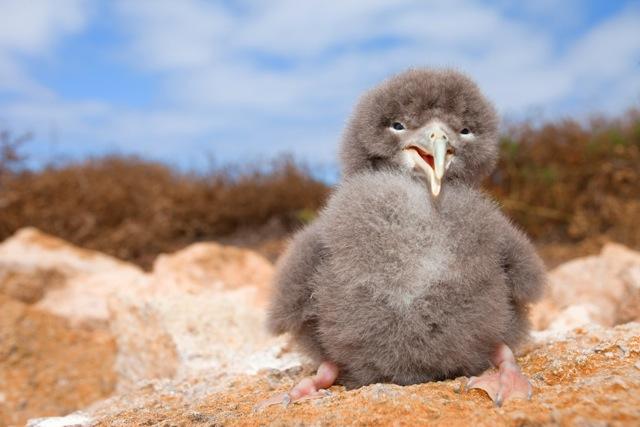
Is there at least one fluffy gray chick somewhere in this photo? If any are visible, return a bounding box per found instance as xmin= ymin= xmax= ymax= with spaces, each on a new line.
xmin=265 ymin=68 xmax=545 ymax=407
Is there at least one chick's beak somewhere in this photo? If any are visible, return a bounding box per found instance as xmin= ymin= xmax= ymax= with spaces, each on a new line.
xmin=404 ymin=126 xmax=454 ymax=197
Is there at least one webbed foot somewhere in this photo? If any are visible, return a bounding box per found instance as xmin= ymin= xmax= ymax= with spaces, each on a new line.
xmin=255 ymin=361 xmax=338 ymax=411
xmin=467 ymin=343 xmax=532 ymax=407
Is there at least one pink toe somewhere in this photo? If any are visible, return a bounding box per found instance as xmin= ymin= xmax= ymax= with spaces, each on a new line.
xmin=254 ymin=392 xmax=289 ymax=412
xmin=467 ymin=372 xmax=501 ymax=402
xmin=289 ymin=377 xmax=317 ymax=400
xmin=314 ymin=361 xmax=339 ymax=389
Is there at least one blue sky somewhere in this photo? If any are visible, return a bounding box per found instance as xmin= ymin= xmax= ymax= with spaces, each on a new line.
xmin=0 ymin=0 xmax=639 ymax=173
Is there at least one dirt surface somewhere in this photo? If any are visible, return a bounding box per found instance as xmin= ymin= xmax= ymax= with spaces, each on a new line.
xmin=74 ymin=323 xmax=640 ymax=426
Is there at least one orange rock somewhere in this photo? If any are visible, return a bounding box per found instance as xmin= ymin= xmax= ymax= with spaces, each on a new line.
xmin=0 ymin=263 xmax=65 ymax=304
xmin=0 ymin=294 xmax=117 ymax=427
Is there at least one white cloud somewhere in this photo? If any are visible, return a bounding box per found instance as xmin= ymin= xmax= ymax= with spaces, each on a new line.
xmin=534 ymin=3 xmax=640 ymax=116
xmin=119 ymin=0 xmax=640 ymax=164
xmin=0 ymin=52 xmax=53 ymax=97
xmin=3 ymin=99 xmax=212 ymax=146
xmin=0 ymin=0 xmax=87 ymax=53
xmin=232 ymin=0 xmax=403 ymax=57
xmin=113 ymin=0 xmax=567 ymax=115
xmin=0 ymin=0 xmax=89 ymax=96
xmin=114 ymin=0 xmax=233 ymax=70
xmin=1 ymin=0 xmax=639 ymax=169
xmin=493 ymin=0 xmax=589 ymax=31
xmin=564 ymin=4 xmax=640 ymax=82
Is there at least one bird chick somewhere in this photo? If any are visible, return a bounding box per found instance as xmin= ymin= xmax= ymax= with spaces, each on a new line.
xmin=263 ymin=69 xmax=545 ymax=409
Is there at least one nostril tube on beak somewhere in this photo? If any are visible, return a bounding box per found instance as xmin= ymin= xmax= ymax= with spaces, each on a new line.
xmin=427 ymin=127 xmax=448 ymax=142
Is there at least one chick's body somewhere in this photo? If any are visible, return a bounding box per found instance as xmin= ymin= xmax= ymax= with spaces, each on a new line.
xmin=266 ymin=68 xmax=545 ymax=396
xmin=270 ymin=170 xmax=539 ymax=388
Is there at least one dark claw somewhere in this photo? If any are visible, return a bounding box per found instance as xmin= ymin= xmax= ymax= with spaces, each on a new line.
xmin=282 ymin=393 xmax=292 ymax=407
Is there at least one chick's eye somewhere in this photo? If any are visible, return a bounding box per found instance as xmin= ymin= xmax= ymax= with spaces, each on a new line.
xmin=460 ymin=128 xmax=471 ymax=135
xmin=392 ymin=122 xmax=405 ymax=131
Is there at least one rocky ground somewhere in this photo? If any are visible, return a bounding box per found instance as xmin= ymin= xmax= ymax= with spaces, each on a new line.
xmin=1 ymin=227 xmax=639 ymax=426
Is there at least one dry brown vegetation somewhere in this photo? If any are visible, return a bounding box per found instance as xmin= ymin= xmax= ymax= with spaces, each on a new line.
xmin=0 ymin=129 xmax=30 ymax=184
xmin=0 ymin=109 xmax=638 ymax=268
xmin=485 ymin=109 xmax=640 ymax=261
xmin=0 ymin=153 xmax=328 ymax=268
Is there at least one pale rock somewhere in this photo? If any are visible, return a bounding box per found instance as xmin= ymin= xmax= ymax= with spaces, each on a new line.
xmin=152 ymin=241 xmax=273 ymax=305
xmin=108 ymin=285 xmax=303 ymax=391
xmin=105 ymin=240 xmax=284 ymax=388
xmin=531 ymin=243 xmax=640 ymax=331
xmin=26 ymin=414 xmax=93 ymax=427
xmin=619 ymin=265 xmax=640 ymax=324
xmin=0 ymin=227 xmax=142 ymax=277
xmin=36 ymin=269 xmax=150 ymax=329
xmin=108 ymin=294 xmax=179 ymax=391
xmin=0 ymin=228 xmax=149 ymax=328
xmin=545 ymin=303 xmax=603 ymax=333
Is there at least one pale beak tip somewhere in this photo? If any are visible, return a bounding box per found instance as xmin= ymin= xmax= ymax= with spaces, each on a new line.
xmin=430 ymin=180 xmax=442 ymax=197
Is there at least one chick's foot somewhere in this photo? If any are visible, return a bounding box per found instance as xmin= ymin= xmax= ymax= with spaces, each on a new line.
xmin=467 ymin=343 xmax=532 ymax=407
xmin=255 ymin=361 xmax=339 ymax=411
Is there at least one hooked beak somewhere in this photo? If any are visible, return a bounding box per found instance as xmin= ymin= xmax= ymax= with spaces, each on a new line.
xmin=404 ymin=126 xmax=454 ymax=197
